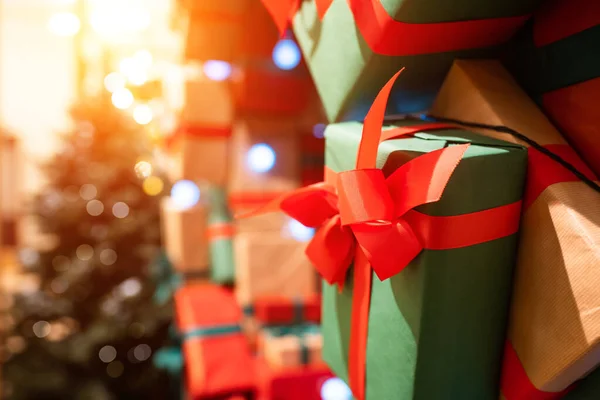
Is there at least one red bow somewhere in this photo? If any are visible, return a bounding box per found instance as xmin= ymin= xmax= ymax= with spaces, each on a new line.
xmin=274 ymin=144 xmax=468 ymax=288
xmin=261 ymin=0 xmax=333 ymax=36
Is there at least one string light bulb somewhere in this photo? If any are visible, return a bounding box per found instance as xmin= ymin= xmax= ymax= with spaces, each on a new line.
xmin=203 ymin=60 xmax=232 ymax=81
xmin=111 ymin=88 xmax=134 ymax=109
xmin=133 ymin=105 xmax=153 ymax=125
xmin=171 ymin=180 xmax=201 ymax=210
xmin=286 ymin=219 xmax=315 ymax=242
xmin=247 ymin=143 xmax=276 ymax=174
xmin=272 ymin=39 xmax=301 ymax=71
xmin=320 ymin=377 xmax=353 ymax=400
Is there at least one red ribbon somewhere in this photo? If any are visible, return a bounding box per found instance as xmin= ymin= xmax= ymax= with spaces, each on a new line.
xmin=165 ymin=125 xmax=232 ymax=150
xmin=206 ymin=222 xmax=235 ymax=241
xmin=238 ymin=71 xmax=523 ymax=399
xmin=347 ymin=0 xmax=530 ymax=56
xmin=260 ymin=0 xmax=333 ymax=36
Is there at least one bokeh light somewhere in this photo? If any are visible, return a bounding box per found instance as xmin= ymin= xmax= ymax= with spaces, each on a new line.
xmin=112 ymin=202 xmax=129 ymax=218
xmin=51 ymin=278 xmax=69 ymax=294
xmin=76 ymin=244 xmax=94 ymax=261
xmin=134 ymin=161 xmax=153 ymax=179
xmin=86 ymin=200 xmax=104 ymax=216
xmin=100 ymin=249 xmax=118 ymax=266
xmin=313 ymin=123 xmax=326 ymax=139
xmin=133 ymin=104 xmax=153 ymax=125
xmin=272 ymin=39 xmax=301 ymax=70
xmin=99 ymin=346 xmax=117 ymax=363
xmin=203 ymin=60 xmax=232 ymax=81
xmin=104 ymin=72 xmax=126 ymax=93
xmin=247 ymin=143 xmax=276 ymax=173
xmin=80 ymin=184 xmax=98 ymax=200
xmin=143 ymin=176 xmax=164 ymax=196
xmin=33 ymin=321 xmax=51 ymax=338
xmin=287 ymin=219 xmax=315 ymax=242
xmin=320 ymin=377 xmax=353 ymax=400
xmin=133 ymin=344 xmax=152 ymax=361
xmin=171 ymin=180 xmax=201 ymax=210
xmin=48 ymin=12 xmax=81 ymax=37
xmin=119 ymin=278 xmax=142 ymax=298
xmin=111 ymin=88 xmax=134 ymax=109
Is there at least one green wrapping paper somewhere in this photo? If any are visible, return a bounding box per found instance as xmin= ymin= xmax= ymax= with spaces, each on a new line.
xmin=207 ymin=187 xmax=235 ymax=285
xmin=321 ymin=121 xmax=527 ymax=399
xmin=292 ymin=0 xmax=543 ymax=122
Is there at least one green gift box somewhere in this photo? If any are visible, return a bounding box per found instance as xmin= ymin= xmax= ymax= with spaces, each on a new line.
xmin=207 ymin=187 xmax=236 ymax=285
xmin=321 ymin=120 xmax=527 ymax=399
xmin=291 ymin=0 xmax=542 ymax=121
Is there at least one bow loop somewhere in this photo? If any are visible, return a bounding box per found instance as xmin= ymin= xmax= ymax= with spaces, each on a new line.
xmin=280 ymin=182 xmax=338 ymax=227
xmin=305 ymin=215 xmax=354 ymax=287
xmin=336 ymin=169 xmax=395 ymax=226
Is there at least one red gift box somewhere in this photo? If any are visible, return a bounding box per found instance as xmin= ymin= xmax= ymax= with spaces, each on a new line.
xmin=255 ymin=358 xmax=334 ymax=400
xmin=253 ymin=294 xmax=321 ymax=326
xmin=175 ymin=284 xmax=257 ymax=399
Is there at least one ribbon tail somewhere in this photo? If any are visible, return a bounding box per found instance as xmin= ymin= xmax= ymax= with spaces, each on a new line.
xmin=356 ymin=69 xmax=404 ymax=169
xmin=386 ymin=144 xmax=470 ymax=218
xmin=260 ymin=0 xmax=298 ymax=36
xmin=315 ymin=0 xmax=333 ymax=20
xmin=348 ymin=249 xmax=371 ymax=400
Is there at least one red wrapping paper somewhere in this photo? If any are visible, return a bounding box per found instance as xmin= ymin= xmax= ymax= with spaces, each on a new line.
xmin=175 ymin=284 xmax=257 ymax=399
xmin=253 ymin=294 xmax=321 ymax=325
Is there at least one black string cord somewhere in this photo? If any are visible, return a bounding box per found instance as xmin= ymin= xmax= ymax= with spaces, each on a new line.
xmin=422 ymin=114 xmax=600 ymax=194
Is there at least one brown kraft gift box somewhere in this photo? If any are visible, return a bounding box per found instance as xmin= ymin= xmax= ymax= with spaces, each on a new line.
xmin=431 ymin=60 xmax=600 ymax=398
xmin=160 ymin=197 xmax=209 ymax=274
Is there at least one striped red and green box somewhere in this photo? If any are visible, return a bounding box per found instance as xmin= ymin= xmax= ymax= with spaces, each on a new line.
xmin=505 ymin=0 xmax=600 ymax=178
xmin=290 ymin=0 xmax=544 ymax=122
xmin=253 ymin=294 xmax=321 ymax=326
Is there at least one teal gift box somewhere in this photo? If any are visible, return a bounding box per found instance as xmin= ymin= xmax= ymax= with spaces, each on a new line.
xmin=292 ymin=0 xmax=543 ymax=121
xmin=207 ymin=187 xmax=236 ymax=285
xmin=321 ymin=120 xmax=527 ymax=399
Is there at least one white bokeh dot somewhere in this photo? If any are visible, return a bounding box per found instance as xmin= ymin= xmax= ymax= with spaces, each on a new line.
xmin=133 ymin=344 xmax=151 ymax=361
xmin=80 ymin=184 xmax=98 ymax=200
xmin=87 ymin=200 xmax=104 ymax=216
xmin=76 ymin=244 xmax=94 ymax=261
xmin=99 ymin=345 xmax=117 ymax=363
xmin=119 ymin=278 xmax=141 ymax=298
xmin=112 ymin=202 xmax=129 ymax=218
xmin=32 ymin=321 xmax=51 ymax=338
xmin=100 ymin=249 xmax=118 ymax=266
xmin=320 ymin=377 xmax=352 ymax=400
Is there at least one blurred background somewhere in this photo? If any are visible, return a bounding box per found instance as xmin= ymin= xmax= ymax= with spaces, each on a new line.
xmin=0 ymin=0 xmax=307 ymax=398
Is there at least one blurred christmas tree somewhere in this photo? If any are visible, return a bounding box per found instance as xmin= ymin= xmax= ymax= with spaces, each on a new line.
xmin=2 ymin=95 xmax=172 ymax=399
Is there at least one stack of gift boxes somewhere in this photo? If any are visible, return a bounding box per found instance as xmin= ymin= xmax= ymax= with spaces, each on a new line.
xmin=157 ymin=1 xmax=333 ymax=399
xmin=235 ymin=0 xmax=598 ymax=399
xmin=159 ymin=0 xmax=600 ymax=398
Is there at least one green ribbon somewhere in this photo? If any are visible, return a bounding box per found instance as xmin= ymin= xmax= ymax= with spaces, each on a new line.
xmin=182 ymin=323 xmax=242 ymax=340
xmin=293 ymin=297 xmax=304 ymax=324
xmin=265 ymin=324 xmax=320 ymax=365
